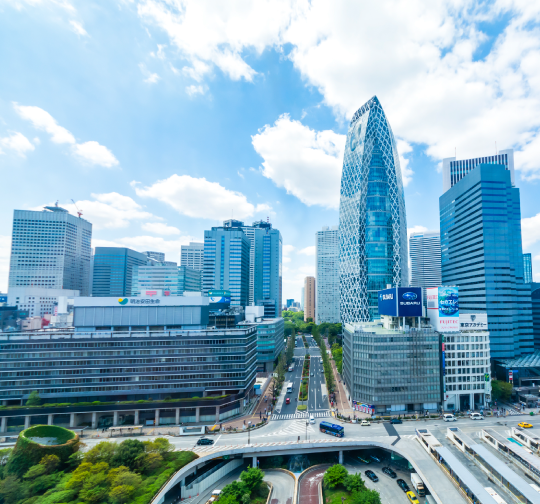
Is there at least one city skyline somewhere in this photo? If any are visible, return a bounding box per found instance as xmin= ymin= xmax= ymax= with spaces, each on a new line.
xmin=1 ymin=2 xmax=540 ymax=303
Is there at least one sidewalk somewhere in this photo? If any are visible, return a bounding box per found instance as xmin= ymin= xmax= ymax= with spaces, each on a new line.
xmin=220 ymin=379 xmax=275 ymax=431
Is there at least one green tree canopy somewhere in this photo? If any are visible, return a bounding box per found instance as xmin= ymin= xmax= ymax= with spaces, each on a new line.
xmin=240 ymin=466 xmax=264 ymax=493
xmin=25 ymin=391 xmax=40 ymax=406
xmin=491 ymin=380 xmax=512 ymax=402
xmin=324 ymin=464 xmax=348 ymax=489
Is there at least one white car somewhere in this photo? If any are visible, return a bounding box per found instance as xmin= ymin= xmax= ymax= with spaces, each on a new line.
xmin=443 ymin=414 xmax=457 ymax=422
xmin=361 ymin=420 xmax=370 ymax=426
xmin=470 ymin=413 xmax=484 ymax=420
xmin=309 ymin=415 xmax=315 ymax=424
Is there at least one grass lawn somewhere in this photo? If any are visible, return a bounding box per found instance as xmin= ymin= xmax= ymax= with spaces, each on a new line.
xmin=297 ymin=405 xmax=307 ymax=411
xmin=323 ymin=485 xmax=351 ymax=504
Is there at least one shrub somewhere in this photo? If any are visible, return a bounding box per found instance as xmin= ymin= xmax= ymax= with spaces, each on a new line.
xmin=26 ymin=391 xmax=41 ymax=407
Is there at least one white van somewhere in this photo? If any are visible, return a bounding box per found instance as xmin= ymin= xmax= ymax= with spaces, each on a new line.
xmin=470 ymin=412 xmax=484 ymax=420
xmin=309 ymin=415 xmax=315 ymax=424
xmin=443 ymin=414 xmax=457 ymax=422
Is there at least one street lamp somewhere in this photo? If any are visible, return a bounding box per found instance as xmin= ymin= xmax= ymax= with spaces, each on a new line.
xmin=247 ymin=421 xmax=252 ymax=446
xmin=305 ymin=420 xmax=309 ymax=441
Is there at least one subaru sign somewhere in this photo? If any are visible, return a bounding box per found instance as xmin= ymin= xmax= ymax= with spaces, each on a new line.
xmin=378 ymin=287 xmax=422 ymax=317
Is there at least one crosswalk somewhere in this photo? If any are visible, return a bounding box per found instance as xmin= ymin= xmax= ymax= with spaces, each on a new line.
xmin=260 ymin=419 xmax=317 ymax=438
xmin=270 ymin=410 xmax=330 ymax=421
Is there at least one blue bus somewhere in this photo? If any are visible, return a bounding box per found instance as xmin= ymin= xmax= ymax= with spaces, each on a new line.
xmin=320 ymin=421 xmax=344 ymax=437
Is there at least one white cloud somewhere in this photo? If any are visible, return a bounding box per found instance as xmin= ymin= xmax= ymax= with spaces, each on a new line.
xmin=14 ymin=103 xmax=75 ymax=144
xmin=73 ymin=141 xmax=119 ymax=168
xmin=283 ymin=244 xmax=295 ymax=263
xmin=141 ymin=222 xmax=180 ymax=235
xmin=137 ymin=0 xmax=290 ymax=82
xmin=252 ymin=114 xmax=344 ymax=209
xmin=186 ymin=84 xmax=204 ymax=97
xmin=0 ymin=236 xmax=11 ymax=293
xmin=137 ymin=1 xmax=540 ymax=180
xmin=69 ymin=20 xmax=87 ymax=36
xmin=0 ymin=131 xmax=35 ymax=156
xmin=139 ymin=63 xmax=160 ymax=83
xmin=5 ymin=0 xmax=75 ymax=11
xmin=522 ymin=213 xmax=540 ymax=248
xmin=59 ymin=193 xmax=155 ymax=230
xmin=298 ymin=246 xmax=315 ymax=256
xmin=408 ymin=225 xmax=429 ymax=238
xmin=134 ymin=174 xmax=272 ymax=221
xmin=13 ymin=103 xmax=119 ymax=167
xmin=396 ymin=139 xmax=413 ymax=187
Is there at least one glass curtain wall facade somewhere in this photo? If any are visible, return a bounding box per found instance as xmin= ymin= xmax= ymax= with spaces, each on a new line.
xmin=339 ymin=96 xmax=408 ymax=322
xmin=9 ymin=207 xmax=92 ymax=296
xmin=409 ymin=231 xmax=442 ymax=305
xmin=92 ymin=247 xmax=147 ymax=297
xmin=523 ymin=253 xmax=533 ymax=284
xmin=316 ymin=226 xmax=340 ymax=323
xmin=203 ymin=225 xmax=250 ymax=306
xmin=180 ymin=242 xmax=204 ymax=271
xmin=440 ymin=163 xmax=533 ymax=359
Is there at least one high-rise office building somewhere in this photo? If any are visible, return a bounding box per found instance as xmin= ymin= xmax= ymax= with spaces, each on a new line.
xmin=144 ymin=251 xmax=165 ymax=263
xmin=532 ymin=283 xmax=540 ymax=350
xmin=92 ymin=247 xmax=147 ymax=297
xmin=523 ymin=253 xmax=533 ymax=284
xmin=304 ymin=276 xmax=315 ymax=322
xmin=132 ymin=264 xmax=201 ymax=296
xmin=440 ymin=163 xmax=533 ymax=359
xmin=339 ymin=96 xmax=408 ymax=323
xmin=286 ymin=299 xmax=294 ymax=308
xmin=234 ymin=219 xmax=282 ymax=317
xmin=8 ymin=287 xmax=79 ymax=318
xmin=180 ymin=242 xmax=204 ymax=271
xmin=203 ymin=223 xmax=250 ymax=306
xmin=8 ymin=205 xmax=92 ymax=296
xmin=209 ymin=219 xmax=282 ymax=316
xmin=409 ymin=231 xmax=442 ymax=305
xmin=301 ymin=287 xmax=304 ymax=310
xmin=442 ymin=149 xmax=514 ymax=192
xmin=316 ymin=226 xmax=340 ymax=324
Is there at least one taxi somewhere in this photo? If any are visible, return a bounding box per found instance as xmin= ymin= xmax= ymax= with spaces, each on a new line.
xmin=518 ymin=421 xmax=533 ymax=428
xmin=406 ymin=491 xmax=419 ymax=503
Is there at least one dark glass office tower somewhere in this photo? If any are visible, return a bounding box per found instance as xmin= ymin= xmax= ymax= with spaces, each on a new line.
xmin=92 ymin=247 xmax=147 ymax=297
xmin=440 ymin=163 xmax=533 ymax=359
xmin=339 ymin=96 xmax=408 ymax=322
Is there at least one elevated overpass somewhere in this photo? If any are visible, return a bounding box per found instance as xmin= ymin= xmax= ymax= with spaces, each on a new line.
xmin=150 ymin=436 xmax=469 ymax=504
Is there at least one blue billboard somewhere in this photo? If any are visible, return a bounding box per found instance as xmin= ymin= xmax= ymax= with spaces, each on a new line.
xmin=0 ymin=295 xmax=7 ymax=304
xmin=378 ymin=287 xmax=422 ymax=317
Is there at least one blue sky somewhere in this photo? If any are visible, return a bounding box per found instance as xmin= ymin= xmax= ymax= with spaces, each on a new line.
xmin=1 ymin=0 xmax=540 ymax=300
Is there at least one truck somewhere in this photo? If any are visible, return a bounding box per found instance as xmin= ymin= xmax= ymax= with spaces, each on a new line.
xmin=410 ymin=473 xmax=425 ymax=497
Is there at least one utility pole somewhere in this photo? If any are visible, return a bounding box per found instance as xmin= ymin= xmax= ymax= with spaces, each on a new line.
xmin=247 ymin=421 xmax=251 ymax=445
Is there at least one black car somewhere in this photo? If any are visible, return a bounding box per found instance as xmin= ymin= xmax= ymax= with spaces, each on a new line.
xmin=382 ymin=467 xmax=396 ymax=478
xmin=196 ymin=437 xmax=214 ymax=446
xmin=397 ymin=479 xmax=410 ymax=492
xmin=364 ymin=470 xmax=379 ymax=482
xmin=390 ymin=418 xmax=403 ymax=424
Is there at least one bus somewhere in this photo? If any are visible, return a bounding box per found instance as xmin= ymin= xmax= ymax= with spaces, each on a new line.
xmin=320 ymin=421 xmax=344 ymax=437
xmin=286 ymin=382 xmax=293 ymax=393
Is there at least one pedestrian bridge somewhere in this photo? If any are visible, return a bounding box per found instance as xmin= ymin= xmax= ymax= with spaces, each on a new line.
xmin=150 ymin=436 xmax=468 ymax=504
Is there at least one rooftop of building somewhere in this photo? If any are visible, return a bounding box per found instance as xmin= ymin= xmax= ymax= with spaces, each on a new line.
xmin=345 ymin=320 xmax=436 ymax=335
xmin=496 ymin=350 xmax=540 ymax=369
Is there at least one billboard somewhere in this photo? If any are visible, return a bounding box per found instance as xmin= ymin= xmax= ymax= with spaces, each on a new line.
xmin=208 ymin=290 xmax=231 ymax=305
xmin=0 ymin=295 xmax=7 ymax=304
xmin=378 ymin=287 xmax=422 ymax=317
xmin=427 ymin=286 xmax=459 ymax=332
xmin=460 ymin=313 xmax=488 ymax=330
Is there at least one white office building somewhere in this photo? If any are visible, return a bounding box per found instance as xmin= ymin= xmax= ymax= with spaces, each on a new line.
xmin=8 ymin=205 xmax=92 ymax=295
xmin=316 ymin=226 xmax=340 ymax=324
xmin=443 ymin=313 xmax=492 ymax=411
xmin=409 ymin=231 xmax=441 ymax=304
xmin=132 ymin=264 xmax=201 ymax=296
xmin=442 ymin=149 xmax=515 ymax=192
xmin=8 ymin=287 xmax=80 ymax=318
xmin=180 ymin=242 xmax=204 ymax=271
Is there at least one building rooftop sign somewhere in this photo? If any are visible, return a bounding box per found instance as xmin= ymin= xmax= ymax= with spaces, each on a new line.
xmin=377 ymin=287 xmax=422 ymax=317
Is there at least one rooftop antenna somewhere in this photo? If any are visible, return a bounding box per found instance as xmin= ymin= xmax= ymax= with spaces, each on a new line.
xmin=455 ymin=147 xmax=456 ymax=159
xmin=495 ymin=141 xmax=498 ymax=155
xmin=71 ymin=199 xmax=83 ymax=218
xmin=55 ymin=200 xmax=59 ymax=207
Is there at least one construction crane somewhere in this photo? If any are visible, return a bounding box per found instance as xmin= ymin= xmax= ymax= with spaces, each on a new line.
xmin=71 ymin=199 xmax=83 ymax=218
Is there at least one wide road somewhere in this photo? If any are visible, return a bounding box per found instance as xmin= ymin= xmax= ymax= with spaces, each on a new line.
xmin=307 ymin=348 xmax=328 ymax=413
xmin=279 ymin=339 xmax=308 ymax=415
